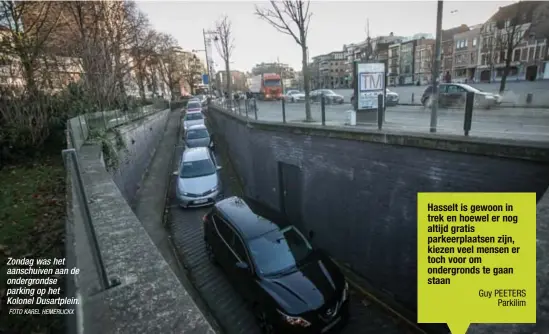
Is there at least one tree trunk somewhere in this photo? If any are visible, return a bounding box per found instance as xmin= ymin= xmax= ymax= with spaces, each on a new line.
xmin=301 ymin=44 xmax=312 ymax=122
xmin=225 ymin=61 xmax=231 ymax=99
xmin=499 ymin=50 xmax=513 ymax=93
xmin=137 ymin=67 xmax=146 ymax=102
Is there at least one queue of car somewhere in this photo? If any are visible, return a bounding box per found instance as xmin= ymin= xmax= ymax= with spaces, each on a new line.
xmin=175 ymin=95 xmax=351 ymax=334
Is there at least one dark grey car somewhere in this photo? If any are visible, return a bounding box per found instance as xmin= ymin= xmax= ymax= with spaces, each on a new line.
xmin=184 ymin=124 xmax=214 ymax=149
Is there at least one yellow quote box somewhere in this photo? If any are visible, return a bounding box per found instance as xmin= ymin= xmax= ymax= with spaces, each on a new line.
xmin=417 ymin=192 xmax=536 ymax=334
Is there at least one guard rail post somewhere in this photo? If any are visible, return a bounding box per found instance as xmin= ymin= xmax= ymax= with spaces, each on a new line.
xmin=254 ymin=98 xmax=258 ymax=120
xmin=377 ymin=94 xmax=384 ymax=130
xmin=463 ymin=91 xmax=475 ymax=136
xmin=321 ymin=94 xmax=326 ymax=126
xmin=282 ymin=97 xmax=286 ymax=123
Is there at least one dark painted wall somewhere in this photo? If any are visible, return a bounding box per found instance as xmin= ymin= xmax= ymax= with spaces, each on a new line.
xmin=208 ymin=107 xmax=549 ymax=312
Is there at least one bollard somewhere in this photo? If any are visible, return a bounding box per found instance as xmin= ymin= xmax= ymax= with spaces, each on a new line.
xmin=377 ymin=94 xmax=384 ymax=130
xmin=526 ymin=93 xmax=533 ymax=105
xmin=321 ymin=94 xmax=326 ymax=126
xmin=245 ymin=99 xmax=249 ymax=118
xmin=411 ymin=93 xmax=415 ymax=104
xmin=463 ymin=91 xmax=475 ymax=136
xmin=254 ymin=98 xmax=258 ymax=120
xmin=282 ymin=98 xmax=286 ymax=123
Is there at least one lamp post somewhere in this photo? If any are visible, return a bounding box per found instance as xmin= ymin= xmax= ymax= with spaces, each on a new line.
xmin=195 ymin=28 xmax=218 ymax=96
xmin=429 ymin=0 xmax=443 ymax=133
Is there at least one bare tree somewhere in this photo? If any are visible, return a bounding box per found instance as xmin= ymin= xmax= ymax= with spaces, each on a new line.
xmin=127 ymin=8 xmax=157 ymax=101
xmin=494 ymin=1 xmax=535 ymax=93
xmin=214 ymin=15 xmax=234 ymax=98
xmin=0 ymin=1 xmax=61 ymax=95
xmin=181 ymin=55 xmax=203 ymax=95
xmin=155 ymin=33 xmax=183 ymax=99
xmin=256 ymin=1 xmax=313 ymax=121
xmin=61 ymin=1 xmax=126 ymax=109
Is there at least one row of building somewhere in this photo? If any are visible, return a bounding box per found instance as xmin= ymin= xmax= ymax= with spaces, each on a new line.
xmin=309 ymin=2 xmax=549 ymax=89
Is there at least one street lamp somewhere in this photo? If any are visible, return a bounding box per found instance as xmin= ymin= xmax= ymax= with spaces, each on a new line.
xmin=198 ymin=29 xmax=219 ymax=95
xmin=429 ymin=0 xmax=443 ymax=133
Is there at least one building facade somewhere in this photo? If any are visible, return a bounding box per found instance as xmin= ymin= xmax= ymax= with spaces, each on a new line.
xmin=311 ymin=51 xmax=347 ymax=89
xmin=476 ymin=2 xmax=548 ymax=82
xmin=388 ymin=43 xmax=401 ymax=86
xmin=441 ymin=25 xmax=470 ymax=77
xmin=414 ymin=38 xmax=435 ymax=85
xmin=399 ymin=39 xmax=417 ymax=85
xmin=452 ymin=25 xmax=481 ymax=82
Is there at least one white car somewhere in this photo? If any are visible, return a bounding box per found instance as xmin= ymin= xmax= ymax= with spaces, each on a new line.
xmin=182 ymin=111 xmax=205 ymax=131
xmin=284 ymin=90 xmax=306 ymax=102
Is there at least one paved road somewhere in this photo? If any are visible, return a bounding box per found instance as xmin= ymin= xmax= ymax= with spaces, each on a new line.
xmin=332 ymin=80 xmax=549 ymax=106
xmin=167 ymin=115 xmax=416 ymax=334
xmin=240 ymin=101 xmax=549 ymax=142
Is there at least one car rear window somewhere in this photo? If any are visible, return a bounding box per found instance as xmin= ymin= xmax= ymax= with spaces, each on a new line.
xmin=188 ymin=102 xmax=201 ymax=109
xmin=424 ymin=86 xmax=433 ymax=94
xmin=185 ymin=113 xmax=203 ymax=121
xmin=186 ymin=129 xmax=209 ymax=140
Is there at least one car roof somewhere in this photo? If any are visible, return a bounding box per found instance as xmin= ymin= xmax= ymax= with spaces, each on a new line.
xmin=185 ymin=110 xmax=203 ymax=116
xmin=215 ymin=196 xmax=287 ymax=240
xmin=187 ymin=124 xmax=207 ymax=130
xmin=181 ymin=147 xmax=210 ymax=162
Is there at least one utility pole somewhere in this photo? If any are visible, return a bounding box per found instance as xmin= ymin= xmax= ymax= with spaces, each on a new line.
xmin=430 ymin=0 xmax=443 ymax=133
xmin=200 ymin=29 xmax=218 ymax=96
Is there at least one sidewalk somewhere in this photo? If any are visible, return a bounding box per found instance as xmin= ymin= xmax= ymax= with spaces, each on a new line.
xmin=132 ymin=109 xmax=182 ymax=276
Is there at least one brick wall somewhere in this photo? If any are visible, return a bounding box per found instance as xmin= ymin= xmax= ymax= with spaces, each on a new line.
xmin=208 ymin=106 xmax=549 ymax=313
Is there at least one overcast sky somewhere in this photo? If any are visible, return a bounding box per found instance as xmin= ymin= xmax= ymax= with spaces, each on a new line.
xmin=137 ymin=1 xmax=513 ymax=72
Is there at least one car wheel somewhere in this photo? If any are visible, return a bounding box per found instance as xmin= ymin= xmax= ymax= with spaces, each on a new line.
xmin=205 ymin=239 xmax=217 ymax=265
xmin=254 ymin=307 xmax=275 ymax=334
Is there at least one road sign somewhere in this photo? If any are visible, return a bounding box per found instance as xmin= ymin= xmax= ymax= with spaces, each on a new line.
xmin=202 ymin=74 xmax=209 ymax=85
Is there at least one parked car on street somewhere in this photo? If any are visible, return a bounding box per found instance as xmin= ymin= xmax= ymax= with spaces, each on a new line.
xmin=350 ymin=89 xmax=399 ymax=106
xmin=203 ymin=196 xmax=350 ymax=333
xmin=187 ymin=101 xmax=203 ymax=113
xmin=175 ymin=147 xmax=222 ymax=208
xmin=184 ymin=124 xmax=214 ymax=150
xmin=182 ymin=111 xmax=205 ymax=131
xmin=310 ymin=89 xmax=345 ymax=104
xmin=284 ymin=90 xmax=306 ymax=103
xmin=421 ymin=83 xmax=502 ymax=109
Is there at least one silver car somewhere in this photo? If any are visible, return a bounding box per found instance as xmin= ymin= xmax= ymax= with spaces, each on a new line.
xmin=183 ymin=111 xmax=205 ymax=131
xmin=175 ymin=147 xmax=222 ymax=208
xmin=184 ymin=124 xmax=214 ymax=149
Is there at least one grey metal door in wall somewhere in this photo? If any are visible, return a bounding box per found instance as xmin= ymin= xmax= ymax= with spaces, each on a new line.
xmin=278 ymin=162 xmax=303 ymax=227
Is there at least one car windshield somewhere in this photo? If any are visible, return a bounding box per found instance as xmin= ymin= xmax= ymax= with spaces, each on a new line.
xmin=248 ymin=226 xmax=312 ymax=276
xmin=322 ymin=90 xmax=336 ymax=95
xmin=264 ymin=79 xmax=281 ymax=87
xmin=186 ymin=129 xmax=209 ymax=140
xmin=185 ymin=113 xmax=203 ymax=121
xmin=180 ymin=159 xmax=216 ymax=178
xmin=188 ymin=102 xmax=201 ymax=109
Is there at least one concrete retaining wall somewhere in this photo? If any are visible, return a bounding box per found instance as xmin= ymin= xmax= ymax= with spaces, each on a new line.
xmin=110 ymin=109 xmax=169 ymax=203
xmin=64 ymin=110 xmax=215 ymax=334
xmin=207 ymin=104 xmax=549 ymax=331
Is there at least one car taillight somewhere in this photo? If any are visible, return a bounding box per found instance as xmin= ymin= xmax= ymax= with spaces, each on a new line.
xmin=202 ymin=214 xmax=208 ymax=223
